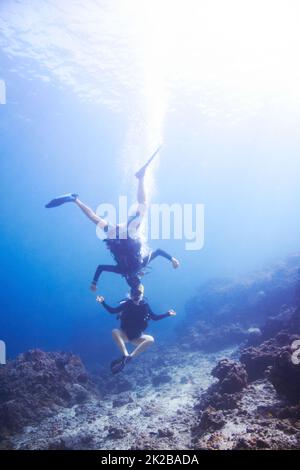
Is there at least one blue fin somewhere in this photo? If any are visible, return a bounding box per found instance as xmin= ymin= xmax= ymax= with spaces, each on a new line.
xmin=45 ymin=193 xmax=78 ymax=208
xmin=135 ymin=146 xmax=161 ymax=179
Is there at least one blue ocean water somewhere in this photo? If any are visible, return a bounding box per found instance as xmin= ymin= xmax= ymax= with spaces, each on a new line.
xmin=1 ymin=0 xmax=300 ymax=367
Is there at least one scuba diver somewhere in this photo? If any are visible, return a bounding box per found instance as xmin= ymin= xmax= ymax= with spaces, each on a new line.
xmin=96 ymin=284 xmax=176 ymax=374
xmin=45 ymin=148 xmax=180 ymax=290
xmin=92 ymin=243 xmax=178 ymax=291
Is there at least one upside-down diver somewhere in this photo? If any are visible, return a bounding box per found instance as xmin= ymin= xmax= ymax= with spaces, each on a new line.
xmin=96 ymin=284 xmax=176 ymax=374
xmin=45 ymin=148 xmax=180 ymax=292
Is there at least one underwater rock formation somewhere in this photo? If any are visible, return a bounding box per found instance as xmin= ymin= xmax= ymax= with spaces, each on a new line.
xmin=0 ymin=349 xmax=97 ymax=440
xmin=194 ymin=359 xmax=248 ymax=415
xmin=240 ymin=332 xmax=300 ymax=382
xmin=268 ymin=342 xmax=300 ymax=403
xmin=2 ymin=346 xmax=232 ymax=450
xmin=212 ymin=359 xmax=248 ymax=394
xmin=192 ymin=307 xmax=300 ymax=449
xmin=193 ymin=370 xmax=300 ymax=450
xmin=180 ymin=254 xmax=300 ymax=352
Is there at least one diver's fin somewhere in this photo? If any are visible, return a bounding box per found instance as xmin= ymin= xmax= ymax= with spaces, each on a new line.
xmin=135 ymin=145 xmax=162 ymax=179
xmin=110 ymin=356 xmax=131 ymax=374
xmin=45 ymin=193 xmax=78 ymax=208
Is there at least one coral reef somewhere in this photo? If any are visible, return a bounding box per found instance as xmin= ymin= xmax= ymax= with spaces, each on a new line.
xmin=192 ymin=280 xmax=300 ymax=449
xmin=0 ymin=349 xmax=97 ymax=441
xmin=1 ymin=347 xmax=233 ymax=450
xmin=268 ymin=342 xmax=300 ymax=403
xmin=212 ymin=359 xmax=248 ymax=394
xmin=192 ymin=366 xmax=300 ymax=450
xmin=1 ymin=255 xmax=300 ymax=450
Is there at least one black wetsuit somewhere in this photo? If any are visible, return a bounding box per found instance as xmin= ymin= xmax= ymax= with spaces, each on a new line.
xmin=102 ymin=299 xmax=170 ymax=340
xmin=92 ymin=212 xmax=173 ymax=289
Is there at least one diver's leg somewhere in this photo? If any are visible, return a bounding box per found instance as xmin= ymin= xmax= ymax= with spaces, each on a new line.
xmin=75 ymin=198 xmax=108 ymax=229
xmin=137 ymin=173 xmax=147 ymax=205
xmin=112 ymin=329 xmax=130 ymax=357
xmin=127 ymin=149 xmax=161 ymax=234
xmin=135 ymin=147 xmax=162 ymax=216
xmin=91 ymin=264 xmax=123 ymax=291
xmin=110 ymin=330 xmax=133 ymax=373
xmin=128 ymin=171 xmax=148 ymax=236
xmin=130 ymin=334 xmax=154 ymax=358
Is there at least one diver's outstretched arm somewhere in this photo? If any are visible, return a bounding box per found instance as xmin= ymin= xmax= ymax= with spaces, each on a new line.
xmin=91 ymin=264 xmax=123 ymax=291
xmin=75 ymin=198 xmax=108 ymax=228
xmin=148 ymin=306 xmax=177 ymax=321
xmin=96 ymin=296 xmax=124 ymax=314
xmin=143 ymin=249 xmax=180 ymax=269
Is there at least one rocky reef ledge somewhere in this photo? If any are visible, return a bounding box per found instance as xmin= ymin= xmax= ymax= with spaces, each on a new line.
xmin=192 ymin=312 xmax=300 ymax=449
xmin=0 ymin=346 xmax=236 ymax=450
xmin=1 ymin=329 xmax=299 ymax=450
xmin=0 ymin=350 xmax=97 ymax=442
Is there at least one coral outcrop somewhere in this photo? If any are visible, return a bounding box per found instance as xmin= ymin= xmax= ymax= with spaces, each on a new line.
xmin=192 ymin=275 xmax=300 ymax=450
xmin=0 ymin=349 xmax=97 ymax=440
